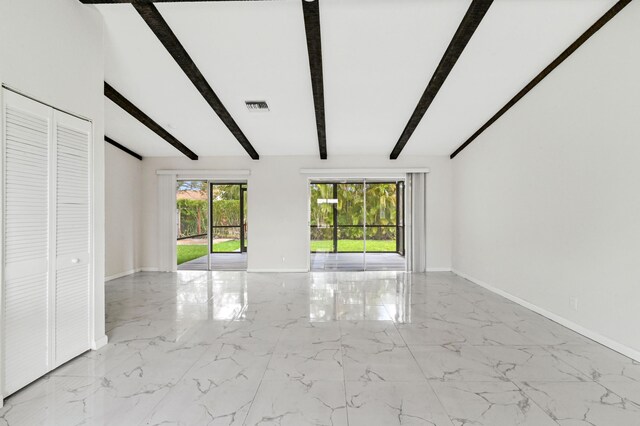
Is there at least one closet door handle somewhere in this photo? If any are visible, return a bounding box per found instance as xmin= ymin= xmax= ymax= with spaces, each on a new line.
xmin=71 ymin=258 xmax=80 ymax=264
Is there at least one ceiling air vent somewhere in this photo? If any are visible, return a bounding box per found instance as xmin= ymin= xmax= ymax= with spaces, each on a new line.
xmin=245 ymin=100 xmax=269 ymax=112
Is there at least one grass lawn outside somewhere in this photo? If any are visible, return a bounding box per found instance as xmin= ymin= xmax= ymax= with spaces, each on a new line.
xmin=178 ymin=239 xmax=396 ymax=264
xmin=212 ymin=240 xmax=241 ymax=252
xmin=177 ymin=245 xmax=208 ymax=265
xmin=177 ymin=240 xmax=243 ymax=265
xmin=310 ymin=239 xmax=396 ymax=252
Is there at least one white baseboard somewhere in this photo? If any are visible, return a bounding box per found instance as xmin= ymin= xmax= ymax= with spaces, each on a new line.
xmin=452 ymin=269 xmax=640 ymax=362
xmin=105 ymin=267 xmax=159 ymax=281
xmin=105 ymin=269 xmax=138 ymax=281
xmin=427 ymin=267 xmax=452 ymax=272
xmin=247 ymin=268 xmax=309 ymax=273
xmin=91 ymin=335 xmax=108 ymax=350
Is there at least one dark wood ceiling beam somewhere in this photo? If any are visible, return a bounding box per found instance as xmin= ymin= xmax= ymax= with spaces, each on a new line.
xmin=302 ymin=0 xmax=327 ymax=160
xmin=104 ymin=82 xmax=199 ymax=160
xmin=450 ymin=0 xmax=632 ymax=159
xmin=389 ymin=0 xmax=493 ymax=160
xmin=133 ymin=2 xmax=260 ymax=159
xmin=105 ymin=136 xmax=143 ymax=160
xmin=80 ymin=1 xmax=274 ymax=4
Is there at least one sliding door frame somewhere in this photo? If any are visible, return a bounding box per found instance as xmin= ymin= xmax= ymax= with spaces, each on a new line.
xmin=209 ymin=182 xmax=247 ymax=255
xmin=309 ymin=180 xmax=405 ymax=255
xmin=301 ymin=168 xmax=429 ymax=273
xmin=396 ymin=181 xmax=405 ymax=256
xmin=164 ymin=170 xmax=251 ymax=272
xmin=240 ymin=185 xmax=248 ymax=253
xmin=207 ymin=182 xmax=211 ymax=271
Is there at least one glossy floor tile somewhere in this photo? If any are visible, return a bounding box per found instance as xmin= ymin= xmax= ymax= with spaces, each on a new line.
xmin=1 ymin=271 xmax=639 ymax=425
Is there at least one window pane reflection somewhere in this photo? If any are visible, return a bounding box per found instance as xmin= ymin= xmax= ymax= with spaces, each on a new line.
xmin=308 ymin=274 xmax=411 ymax=323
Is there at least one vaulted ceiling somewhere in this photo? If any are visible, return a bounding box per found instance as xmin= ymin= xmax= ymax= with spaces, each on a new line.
xmin=95 ymin=0 xmax=619 ymax=159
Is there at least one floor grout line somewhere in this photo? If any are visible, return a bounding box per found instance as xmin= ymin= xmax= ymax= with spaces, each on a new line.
xmin=392 ymin=302 xmax=458 ymax=426
xmin=240 ymin=323 xmax=284 ymax=425
xmin=132 ymin=327 xmax=222 ymax=426
xmin=338 ymin=319 xmax=351 ymax=426
xmin=509 ymin=380 xmax=563 ymax=426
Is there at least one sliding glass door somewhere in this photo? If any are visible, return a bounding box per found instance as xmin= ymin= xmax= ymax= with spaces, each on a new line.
xmin=337 ymin=183 xmax=365 ymax=253
xmin=210 ymin=183 xmax=247 ymax=253
xmin=365 ymin=182 xmax=399 ymax=253
xmin=176 ymin=180 xmax=209 ymax=270
xmin=310 ymin=183 xmax=335 ymax=253
xmin=310 ymin=180 xmax=405 ymax=271
xmin=176 ymin=181 xmax=248 ymax=271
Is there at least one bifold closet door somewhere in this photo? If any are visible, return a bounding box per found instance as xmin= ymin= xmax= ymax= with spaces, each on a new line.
xmin=2 ymin=90 xmax=92 ymax=395
xmin=53 ymin=110 xmax=91 ymax=366
xmin=2 ymin=91 xmax=53 ymax=395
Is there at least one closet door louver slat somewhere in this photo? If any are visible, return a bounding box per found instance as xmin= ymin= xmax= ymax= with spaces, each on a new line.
xmin=2 ymin=95 xmax=52 ymax=396
xmin=54 ymin=114 xmax=91 ymax=366
xmin=55 ymin=265 xmax=90 ymax=364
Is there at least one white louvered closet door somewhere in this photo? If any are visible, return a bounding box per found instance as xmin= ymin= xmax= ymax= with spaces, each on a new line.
xmin=2 ymin=90 xmax=53 ymax=395
xmin=53 ymin=110 xmax=91 ymax=367
xmin=2 ymin=89 xmax=93 ymax=396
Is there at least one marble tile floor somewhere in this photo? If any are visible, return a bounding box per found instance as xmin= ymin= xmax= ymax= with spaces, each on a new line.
xmin=1 ymin=271 xmax=639 ymax=425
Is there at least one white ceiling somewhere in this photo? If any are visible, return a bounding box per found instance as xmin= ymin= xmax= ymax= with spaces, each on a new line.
xmin=321 ymin=0 xmax=472 ymax=155
xmin=100 ymin=4 xmax=248 ymax=157
xmin=404 ymin=0 xmax=617 ymax=157
xmin=97 ymin=0 xmax=617 ymax=159
xmin=157 ymin=0 xmax=318 ymax=156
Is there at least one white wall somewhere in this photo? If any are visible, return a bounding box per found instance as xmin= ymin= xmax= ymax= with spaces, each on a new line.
xmin=139 ymin=155 xmax=452 ymax=272
xmin=452 ymin=2 xmax=640 ymax=356
xmin=0 ymin=0 xmax=106 ymax=368
xmin=105 ymin=144 xmax=142 ymax=279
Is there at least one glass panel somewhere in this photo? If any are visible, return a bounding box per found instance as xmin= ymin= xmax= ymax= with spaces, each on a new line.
xmin=337 ymin=183 xmax=364 ymax=226
xmin=310 ymin=183 xmax=335 ymax=254
xmin=311 ymin=227 xmax=333 ymax=252
xmin=176 ymin=180 xmax=208 ymax=267
xmin=337 ymin=227 xmax=364 ymax=252
xmin=310 ymin=183 xmax=334 ymax=226
xmin=335 ymin=182 xmax=365 ymax=276
xmin=211 ymin=184 xmax=241 ymax=227
xmin=212 ymin=227 xmax=241 ymax=252
xmin=365 ymin=227 xmax=396 ymax=252
xmin=365 ymin=183 xmax=397 ymax=226
xmin=211 ymin=183 xmax=247 ymax=256
xmin=364 ymin=181 xmax=405 ymax=271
